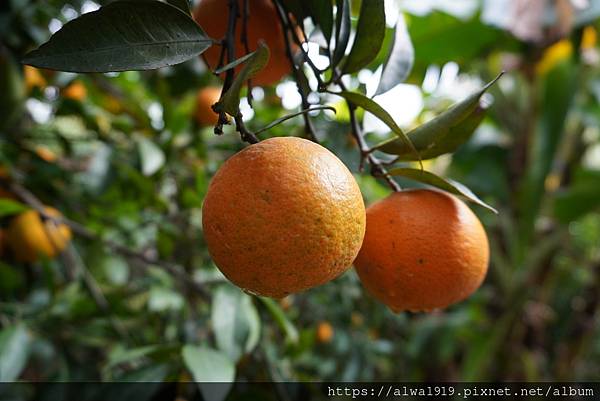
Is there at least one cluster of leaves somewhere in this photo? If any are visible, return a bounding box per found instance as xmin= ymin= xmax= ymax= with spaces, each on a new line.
xmin=1 ymin=0 xmax=600 ymax=398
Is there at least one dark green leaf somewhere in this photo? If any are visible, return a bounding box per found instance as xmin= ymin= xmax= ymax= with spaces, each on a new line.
xmin=307 ymin=0 xmax=334 ymax=45
xmin=0 ymin=324 xmax=32 ymax=381
xmin=407 ymin=12 xmax=509 ymax=81
xmin=212 ymin=285 xmax=261 ymax=362
xmin=553 ymin=170 xmax=600 ymax=223
xmin=166 ymin=0 xmax=190 ymax=15
xmin=182 ymin=345 xmax=235 ymax=401
xmin=341 ymin=0 xmax=385 ymax=74
xmin=332 ymin=0 xmax=351 ymax=69
xmin=0 ymin=46 xmax=25 ymax=130
xmin=518 ymin=60 xmax=577 ymax=256
xmin=335 ymin=90 xmax=419 ymax=162
xmin=216 ymin=43 xmax=270 ymax=116
xmin=375 ymin=15 xmax=413 ymax=96
xmin=387 ymin=168 xmax=498 ymax=213
xmin=374 ymin=73 xmax=502 ymax=156
xmin=22 ymin=0 xmax=213 ymax=73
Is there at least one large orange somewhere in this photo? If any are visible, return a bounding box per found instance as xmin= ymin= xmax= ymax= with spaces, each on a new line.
xmin=354 ymin=189 xmax=489 ymax=312
xmin=202 ymin=137 xmax=366 ymax=298
xmin=193 ymin=0 xmax=295 ymax=86
xmin=195 ymin=86 xmax=221 ymax=126
xmin=7 ymin=207 xmax=72 ymax=263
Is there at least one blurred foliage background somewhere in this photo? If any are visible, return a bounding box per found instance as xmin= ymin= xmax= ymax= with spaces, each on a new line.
xmin=1 ymin=0 xmax=600 ymax=397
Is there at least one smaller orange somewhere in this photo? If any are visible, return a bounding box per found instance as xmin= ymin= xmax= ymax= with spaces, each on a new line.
xmin=316 ymin=321 xmax=334 ymax=343
xmin=24 ymin=66 xmax=46 ymax=91
xmin=195 ymin=86 xmax=222 ymax=126
xmin=354 ymin=189 xmax=489 ymax=313
xmin=34 ymin=146 xmax=58 ymax=163
xmin=62 ymin=81 xmax=87 ymax=101
xmin=7 ymin=207 xmax=72 ymax=263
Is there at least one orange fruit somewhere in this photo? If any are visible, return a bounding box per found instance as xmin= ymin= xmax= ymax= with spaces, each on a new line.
xmin=195 ymin=86 xmax=221 ymax=126
xmin=354 ymin=189 xmax=489 ymax=313
xmin=62 ymin=81 xmax=87 ymax=101
xmin=34 ymin=146 xmax=58 ymax=163
xmin=316 ymin=321 xmax=334 ymax=343
xmin=202 ymin=137 xmax=366 ymax=298
xmin=7 ymin=207 xmax=72 ymax=263
xmin=24 ymin=65 xmax=46 ymax=91
xmin=193 ymin=0 xmax=296 ymax=86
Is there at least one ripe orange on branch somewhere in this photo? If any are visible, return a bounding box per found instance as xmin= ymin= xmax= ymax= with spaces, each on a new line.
xmin=354 ymin=189 xmax=489 ymax=313
xmin=195 ymin=86 xmax=222 ymax=126
xmin=202 ymin=137 xmax=366 ymax=298
xmin=7 ymin=207 xmax=72 ymax=263
xmin=193 ymin=0 xmax=297 ymax=86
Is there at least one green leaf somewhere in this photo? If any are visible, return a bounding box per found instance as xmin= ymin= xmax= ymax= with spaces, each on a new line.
xmin=22 ymin=0 xmax=213 ymax=73
xmin=553 ymin=169 xmax=600 ymax=223
xmin=408 ymin=12 xmax=508 ymax=80
xmin=518 ymin=60 xmax=577 ymax=258
xmin=216 ymin=43 xmax=270 ymax=116
xmin=375 ymin=15 xmax=413 ymax=96
xmin=307 ymin=0 xmax=334 ymax=45
xmin=374 ymin=73 xmax=502 ymax=157
xmin=0 ymin=46 xmax=25 ymax=131
xmin=341 ymin=0 xmax=385 ymax=74
xmin=212 ymin=285 xmax=261 ymax=362
xmin=396 ymin=105 xmax=487 ymax=162
xmin=137 ymin=136 xmax=165 ymax=176
xmin=0 ymin=198 xmax=29 ymax=217
xmin=214 ymin=52 xmax=256 ymax=74
xmin=332 ymin=0 xmax=351 ymax=69
xmin=335 ymin=90 xmax=419 ymax=162
xmin=182 ymin=345 xmax=235 ymax=401
xmin=259 ymin=297 xmax=299 ymax=344
xmin=0 ymin=324 xmax=32 ymax=381
xmin=387 ymin=168 xmax=498 ymax=213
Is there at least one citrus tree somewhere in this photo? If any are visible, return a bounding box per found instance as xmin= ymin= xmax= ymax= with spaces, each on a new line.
xmin=1 ymin=0 xmax=600 ymax=397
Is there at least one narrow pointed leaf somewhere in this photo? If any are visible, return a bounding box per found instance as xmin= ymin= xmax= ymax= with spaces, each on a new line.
xmin=341 ymin=0 xmax=385 ymax=74
xmin=388 ymin=168 xmax=498 ymax=213
xmin=395 ymin=105 xmax=487 ymax=161
xmin=307 ymin=0 xmax=334 ymax=44
xmin=375 ymin=15 xmax=414 ymax=96
xmin=22 ymin=0 xmax=213 ymax=73
xmin=216 ymin=43 xmax=270 ymax=116
xmin=375 ymin=73 xmax=503 ymax=156
xmin=332 ymin=0 xmax=351 ymax=68
xmin=214 ymin=52 xmax=256 ymax=74
xmin=336 ymin=91 xmax=419 ymax=162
